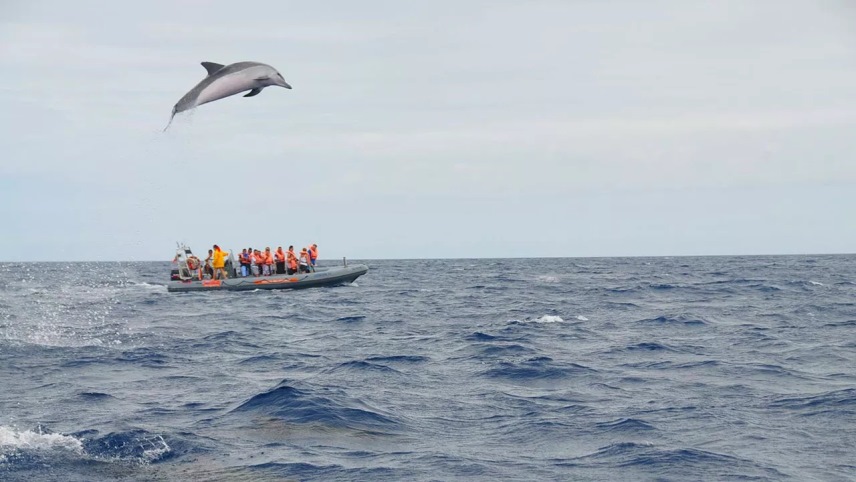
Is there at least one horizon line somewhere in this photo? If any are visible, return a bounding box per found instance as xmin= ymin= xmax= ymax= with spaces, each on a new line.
xmin=2 ymin=252 xmax=854 ymax=263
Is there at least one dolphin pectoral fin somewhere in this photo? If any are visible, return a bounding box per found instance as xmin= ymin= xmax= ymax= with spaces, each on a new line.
xmin=163 ymin=108 xmax=177 ymax=132
xmin=243 ymin=88 xmax=262 ymax=98
xmin=201 ymin=62 xmax=225 ymax=75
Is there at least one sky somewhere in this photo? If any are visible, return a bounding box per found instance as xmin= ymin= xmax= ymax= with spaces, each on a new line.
xmin=1 ymin=0 xmax=855 ymax=261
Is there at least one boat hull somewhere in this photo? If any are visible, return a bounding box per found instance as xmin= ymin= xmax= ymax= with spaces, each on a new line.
xmin=166 ymin=264 xmax=368 ymax=292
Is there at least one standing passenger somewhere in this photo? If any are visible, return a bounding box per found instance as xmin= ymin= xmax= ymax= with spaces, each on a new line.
xmin=298 ymin=248 xmax=311 ymax=273
xmin=275 ymin=247 xmax=286 ymax=275
xmin=286 ymin=246 xmax=298 ymax=275
xmin=262 ymin=247 xmax=272 ymax=276
xmin=250 ymin=249 xmax=260 ymax=277
xmin=239 ymin=248 xmax=250 ymax=277
xmin=308 ymin=243 xmax=318 ymax=272
xmin=211 ymin=245 xmax=230 ymax=279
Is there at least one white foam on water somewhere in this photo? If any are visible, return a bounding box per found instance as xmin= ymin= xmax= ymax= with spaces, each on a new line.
xmin=534 ymin=315 xmax=564 ymax=323
xmin=140 ymin=435 xmax=171 ymax=463
xmin=536 ymin=275 xmax=560 ymax=283
xmin=809 ymin=280 xmax=823 ymax=286
xmin=0 ymin=426 xmax=84 ymax=455
xmin=576 ymin=315 xmax=589 ymax=321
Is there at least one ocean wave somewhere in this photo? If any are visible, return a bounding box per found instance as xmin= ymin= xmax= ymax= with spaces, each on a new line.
xmin=328 ymin=360 xmax=402 ymax=374
xmin=230 ymin=380 xmax=401 ymax=432
xmin=364 ymin=355 xmax=430 ymax=364
xmin=624 ymin=342 xmax=680 ymax=352
xmin=768 ymin=388 xmax=856 ymax=415
xmin=594 ymin=418 xmax=656 ymax=433
xmin=336 ymin=315 xmax=366 ymax=322
xmin=636 ymin=314 xmax=711 ymax=326
xmin=480 ymin=360 xmax=597 ymax=385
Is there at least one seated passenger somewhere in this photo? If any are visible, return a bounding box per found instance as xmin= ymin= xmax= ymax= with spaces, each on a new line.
xmin=204 ymin=249 xmax=214 ymax=279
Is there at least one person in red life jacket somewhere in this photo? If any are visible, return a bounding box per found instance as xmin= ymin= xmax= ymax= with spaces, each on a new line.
xmin=275 ymin=247 xmax=286 ymax=275
xmin=286 ymin=246 xmax=299 ymax=275
xmin=308 ymin=243 xmax=318 ymax=271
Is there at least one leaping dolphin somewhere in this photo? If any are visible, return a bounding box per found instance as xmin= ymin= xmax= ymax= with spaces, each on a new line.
xmin=164 ymin=61 xmax=292 ymax=131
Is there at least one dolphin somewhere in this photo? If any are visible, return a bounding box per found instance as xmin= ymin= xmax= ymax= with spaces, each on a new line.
xmin=164 ymin=61 xmax=292 ymax=131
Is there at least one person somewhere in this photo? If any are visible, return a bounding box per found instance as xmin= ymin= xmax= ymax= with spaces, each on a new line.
xmin=250 ymin=249 xmax=261 ymax=277
xmin=275 ymin=246 xmax=286 ymax=275
xmin=308 ymin=243 xmax=318 ymax=271
xmin=185 ymin=254 xmax=201 ymax=279
xmin=286 ymin=245 xmax=298 ymax=275
xmin=298 ymin=247 xmax=311 ymax=273
xmin=204 ymin=249 xmax=214 ymax=279
xmin=211 ymin=245 xmax=230 ymax=279
xmin=239 ymin=248 xmax=250 ymax=277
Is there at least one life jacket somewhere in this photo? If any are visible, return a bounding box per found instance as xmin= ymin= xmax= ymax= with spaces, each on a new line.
xmin=308 ymin=246 xmax=317 ymax=261
xmin=275 ymin=249 xmax=285 ymax=263
xmin=263 ymin=252 xmax=273 ymax=265
xmin=287 ymin=250 xmax=298 ymax=269
xmin=299 ymin=250 xmax=309 ymax=265
xmin=241 ymin=252 xmax=250 ymax=265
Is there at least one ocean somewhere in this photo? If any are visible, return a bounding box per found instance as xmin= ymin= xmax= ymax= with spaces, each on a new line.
xmin=1 ymin=255 xmax=854 ymax=481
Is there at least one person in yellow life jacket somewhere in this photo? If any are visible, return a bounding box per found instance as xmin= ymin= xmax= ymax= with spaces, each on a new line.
xmin=212 ymin=245 xmax=230 ymax=279
xmin=286 ymin=245 xmax=299 ymax=275
xmin=275 ymin=247 xmax=286 ymax=275
xmin=308 ymin=243 xmax=318 ymax=271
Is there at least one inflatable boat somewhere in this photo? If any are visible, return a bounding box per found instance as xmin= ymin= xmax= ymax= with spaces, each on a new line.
xmin=167 ymin=243 xmax=368 ymax=293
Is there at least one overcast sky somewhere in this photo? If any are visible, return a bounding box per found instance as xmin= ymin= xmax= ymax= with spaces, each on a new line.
xmin=1 ymin=0 xmax=855 ymax=261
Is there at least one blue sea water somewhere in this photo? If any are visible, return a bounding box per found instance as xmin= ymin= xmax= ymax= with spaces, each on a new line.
xmin=1 ymin=255 xmax=854 ymax=481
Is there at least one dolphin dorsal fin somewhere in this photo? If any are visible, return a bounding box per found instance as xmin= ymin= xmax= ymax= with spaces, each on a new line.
xmin=201 ymin=62 xmax=225 ymax=75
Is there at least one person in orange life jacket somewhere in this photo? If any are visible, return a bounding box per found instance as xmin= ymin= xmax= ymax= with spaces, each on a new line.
xmin=251 ymin=249 xmax=261 ymax=277
xmin=275 ymin=247 xmax=286 ymax=275
xmin=298 ymin=247 xmax=312 ymax=273
xmin=286 ymin=246 xmax=299 ymax=275
xmin=308 ymin=243 xmax=318 ymax=270
xmin=260 ymin=247 xmax=271 ymax=276
xmin=212 ymin=245 xmax=230 ymax=279
xmin=239 ymin=248 xmax=250 ymax=277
